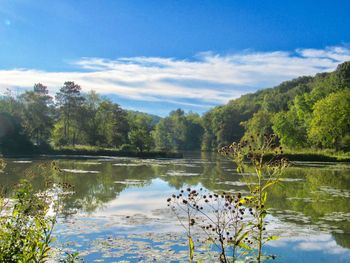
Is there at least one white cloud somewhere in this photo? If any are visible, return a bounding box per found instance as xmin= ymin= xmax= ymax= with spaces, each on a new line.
xmin=297 ymin=238 xmax=350 ymax=255
xmin=0 ymin=46 xmax=349 ymax=107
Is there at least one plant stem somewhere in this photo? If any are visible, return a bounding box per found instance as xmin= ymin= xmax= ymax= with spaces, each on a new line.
xmin=257 ymin=168 xmax=263 ymax=263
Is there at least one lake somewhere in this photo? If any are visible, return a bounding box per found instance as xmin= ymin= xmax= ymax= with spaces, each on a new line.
xmin=1 ymin=153 xmax=350 ymax=262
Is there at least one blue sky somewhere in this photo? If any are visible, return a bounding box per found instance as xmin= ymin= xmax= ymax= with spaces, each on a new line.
xmin=0 ymin=0 xmax=349 ymax=116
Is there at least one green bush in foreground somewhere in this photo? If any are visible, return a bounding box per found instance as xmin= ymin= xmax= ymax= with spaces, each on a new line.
xmin=0 ymin=180 xmax=55 ymax=262
xmin=0 ymin=161 xmax=82 ymax=262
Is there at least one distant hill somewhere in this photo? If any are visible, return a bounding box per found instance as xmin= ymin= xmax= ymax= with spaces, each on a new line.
xmin=201 ymin=61 xmax=350 ymax=150
xmin=126 ymin=110 xmax=161 ymax=126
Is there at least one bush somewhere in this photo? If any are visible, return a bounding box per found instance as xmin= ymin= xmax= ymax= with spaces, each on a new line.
xmin=0 ymin=180 xmax=55 ymax=262
xmin=0 ymin=160 xmax=82 ymax=262
xmin=119 ymin=144 xmax=138 ymax=152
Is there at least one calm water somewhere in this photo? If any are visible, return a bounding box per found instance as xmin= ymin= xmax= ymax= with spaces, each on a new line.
xmin=2 ymin=153 xmax=350 ymax=262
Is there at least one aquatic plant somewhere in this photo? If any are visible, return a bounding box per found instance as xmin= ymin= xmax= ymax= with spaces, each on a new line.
xmin=59 ymin=252 xmax=82 ymax=263
xmin=220 ymin=133 xmax=289 ymax=262
xmin=168 ymin=133 xmax=289 ymax=262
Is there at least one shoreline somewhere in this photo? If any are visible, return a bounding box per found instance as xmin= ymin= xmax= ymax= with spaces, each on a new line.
xmin=0 ymin=149 xmax=183 ymax=159
xmin=2 ymin=149 xmax=349 ymax=162
xmin=274 ymin=153 xmax=350 ymax=163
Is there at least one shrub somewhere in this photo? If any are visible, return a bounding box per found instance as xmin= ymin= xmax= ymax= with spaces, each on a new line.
xmin=0 ymin=180 xmax=55 ymax=262
xmin=168 ymin=134 xmax=289 ymax=263
xmin=119 ymin=144 xmax=138 ymax=152
xmin=0 ymin=160 xmax=82 ymax=262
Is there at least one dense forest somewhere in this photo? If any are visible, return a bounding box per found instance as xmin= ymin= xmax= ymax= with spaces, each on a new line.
xmin=0 ymin=61 xmax=349 ymax=154
xmin=202 ymin=61 xmax=350 ymax=151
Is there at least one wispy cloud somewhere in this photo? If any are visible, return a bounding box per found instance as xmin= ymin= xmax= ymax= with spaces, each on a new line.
xmin=0 ymin=46 xmax=349 ymax=109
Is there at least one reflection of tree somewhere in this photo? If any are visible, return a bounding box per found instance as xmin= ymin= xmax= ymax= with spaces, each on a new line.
xmin=0 ymin=159 xmax=157 ymax=217
xmin=161 ymin=157 xmax=350 ymax=250
xmin=267 ymin=165 xmax=350 ymax=249
xmin=54 ymin=162 xmax=157 ymax=216
xmin=159 ymin=152 xmax=256 ymax=194
xmin=3 ymin=156 xmax=350 ymax=250
xmin=334 ymin=233 xmax=350 ymax=249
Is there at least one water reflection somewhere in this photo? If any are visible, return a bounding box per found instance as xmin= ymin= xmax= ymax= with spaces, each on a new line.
xmin=1 ymin=154 xmax=350 ymax=262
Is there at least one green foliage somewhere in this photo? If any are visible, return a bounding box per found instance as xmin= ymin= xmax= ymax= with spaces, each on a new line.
xmin=59 ymin=252 xmax=82 ymax=263
xmin=189 ymin=236 xmax=194 ymax=263
xmin=308 ymin=89 xmax=350 ymax=149
xmin=202 ymin=61 xmax=350 ymax=151
xmin=201 ymin=105 xmax=249 ymax=150
xmin=119 ymin=143 xmax=138 ymax=152
xmin=153 ymin=117 xmax=174 ymax=151
xmin=78 ymin=90 xmax=102 ymax=145
xmin=153 ymin=109 xmax=203 ymax=151
xmin=0 ymin=112 xmax=34 ymax=154
xmin=0 ymin=89 xmax=25 ymax=117
xmin=241 ymin=110 xmax=273 ymax=144
xmin=272 ymin=109 xmax=308 ymax=148
xmin=54 ymin=81 xmax=86 ymax=146
xmin=0 ymin=180 xmax=55 ymax=262
xmin=184 ymin=112 xmax=204 ymax=150
xmin=219 ymin=134 xmax=289 ymax=262
xmin=128 ymin=129 xmax=153 ymax=152
xmin=168 ymin=189 xmax=254 ymax=263
xmin=127 ymin=112 xmax=154 ymax=152
xmin=168 ymin=135 xmax=288 ymax=262
xmin=19 ymin=83 xmax=53 ymax=146
xmin=0 ymin=159 xmax=6 ymax=172
xmin=0 ymin=160 xmax=83 ymax=262
xmin=0 ymin=61 xmax=349 ymax=154
xmin=95 ymin=100 xmax=129 ymax=148
xmin=51 ymin=90 xmax=130 ymax=148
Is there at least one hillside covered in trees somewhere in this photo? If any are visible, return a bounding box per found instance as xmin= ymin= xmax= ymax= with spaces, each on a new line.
xmin=0 ymin=61 xmax=349 ymax=154
xmin=201 ymin=61 xmax=350 ymax=151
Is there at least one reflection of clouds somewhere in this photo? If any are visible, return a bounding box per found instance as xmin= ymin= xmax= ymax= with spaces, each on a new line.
xmin=298 ymin=240 xmax=344 ymax=254
xmin=113 ymin=163 xmax=150 ymax=167
xmin=89 ymin=179 xmax=173 ymax=217
xmin=165 ymin=170 xmax=200 ymax=177
xmin=54 ymin=170 xmax=350 ymax=261
xmin=61 ymin=168 xmax=100 ymax=174
xmin=266 ymin=221 xmax=350 ymax=256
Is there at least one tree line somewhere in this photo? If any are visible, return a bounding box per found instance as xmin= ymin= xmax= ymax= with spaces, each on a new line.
xmin=0 ymin=61 xmax=349 ymax=154
xmin=201 ymin=61 xmax=350 ymax=151
xmin=0 ymin=82 xmax=203 ymax=153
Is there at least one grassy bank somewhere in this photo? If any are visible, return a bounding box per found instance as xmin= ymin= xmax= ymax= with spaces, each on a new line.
xmin=1 ymin=145 xmax=183 ymax=159
xmin=2 ymin=144 xmax=349 ymax=162
xmin=266 ymin=148 xmax=350 ymax=162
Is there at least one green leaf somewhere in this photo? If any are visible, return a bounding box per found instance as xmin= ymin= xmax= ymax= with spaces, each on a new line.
xmin=262 ymin=179 xmax=280 ymax=192
xmin=189 ymin=237 xmax=195 ymax=263
xmin=262 ymin=192 xmax=267 ymax=203
xmin=238 ymin=241 xmax=252 ymax=251
xmin=266 ymin=235 xmax=279 ymax=241
xmin=236 ymin=230 xmax=250 ymax=244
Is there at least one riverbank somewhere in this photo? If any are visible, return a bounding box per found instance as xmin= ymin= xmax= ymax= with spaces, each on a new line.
xmin=2 ymin=146 xmax=349 ymax=162
xmin=265 ymin=149 xmax=350 ymax=162
xmin=0 ymin=146 xmax=183 ymax=159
